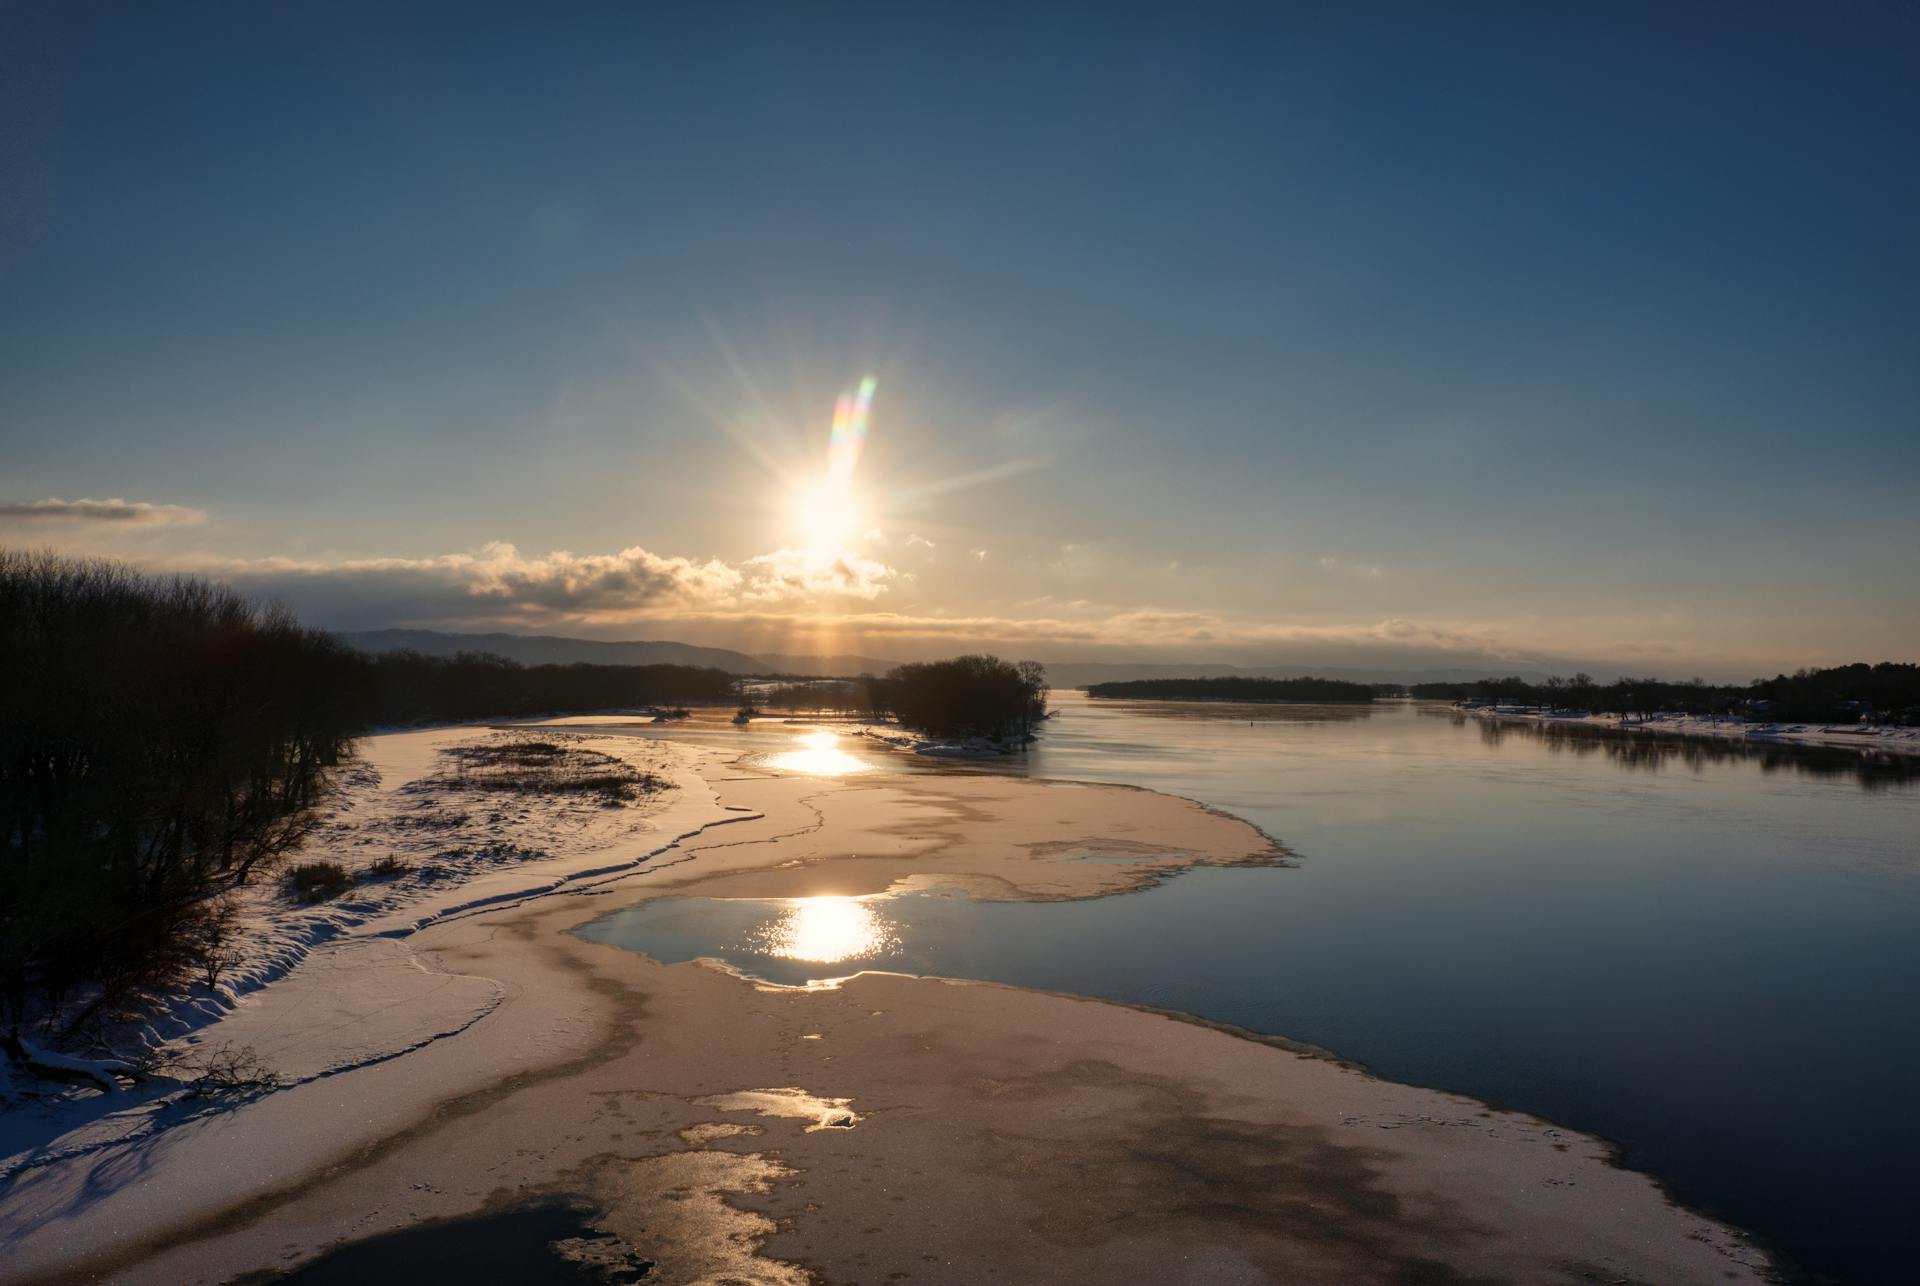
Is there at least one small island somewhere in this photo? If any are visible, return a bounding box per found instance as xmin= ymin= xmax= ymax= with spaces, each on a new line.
xmin=1086 ymin=676 xmax=1377 ymax=703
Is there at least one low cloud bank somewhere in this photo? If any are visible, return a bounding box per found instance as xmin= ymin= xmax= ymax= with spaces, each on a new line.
xmin=164 ymin=541 xmax=1562 ymax=671
xmin=9 ymin=532 xmax=1769 ymax=677
xmin=185 ymin=541 xmax=896 ymax=632
xmin=0 ymin=497 xmax=206 ymax=527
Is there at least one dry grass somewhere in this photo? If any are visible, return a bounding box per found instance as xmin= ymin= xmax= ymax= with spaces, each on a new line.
xmin=443 ymin=737 xmax=664 ymax=804
xmin=364 ymin=855 xmax=412 ymax=880
xmin=287 ymin=861 xmax=353 ymax=903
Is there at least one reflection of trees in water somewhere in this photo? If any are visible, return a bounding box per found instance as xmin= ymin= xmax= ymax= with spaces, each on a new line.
xmin=1106 ymin=700 xmax=1378 ymax=724
xmin=1442 ymin=711 xmax=1920 ymax=792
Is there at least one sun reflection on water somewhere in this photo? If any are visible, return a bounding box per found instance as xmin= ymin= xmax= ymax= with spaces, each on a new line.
xmin=765 ymin=729 xmax=872 ymax=776
xmin=748 ymin=895 xmax=900 ymax=964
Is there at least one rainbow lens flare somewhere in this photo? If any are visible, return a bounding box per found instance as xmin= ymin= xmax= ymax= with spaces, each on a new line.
xmin=827 ymin=375 xmax=877 ymax=488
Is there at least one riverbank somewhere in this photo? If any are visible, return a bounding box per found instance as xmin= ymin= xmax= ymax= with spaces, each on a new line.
xmin=854 ymin=721 xmax=1031 ymax=758
xmin=1462 ymin=703 xmax=1920 ymax=756
xmin=1 ymin=726 xmax=1772 ymax=1284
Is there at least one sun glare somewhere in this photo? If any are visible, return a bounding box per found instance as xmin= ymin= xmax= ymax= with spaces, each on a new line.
xmin=783 ymin=375 xmax=879 ymax=558
xmin=752 ymin=895 xmax=899 ymax=964
xmin=767 ymin=728 xmax=872 ymax=776
xmin=792 ymin=478 xmax=862 ymax=554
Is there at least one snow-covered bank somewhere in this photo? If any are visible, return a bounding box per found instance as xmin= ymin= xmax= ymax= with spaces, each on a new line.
xmin=0 ymin=728 xmax=750 ymax=1193
xmin=855 ymin=723 xmax=1032 ymax=759
xmin=1464 ymin=704 xmax=1920 ymax=756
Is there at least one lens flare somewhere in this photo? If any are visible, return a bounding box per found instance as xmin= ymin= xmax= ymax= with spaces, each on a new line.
xmin=791 ymin=376 xmax=878 ymax=554
xmin=827 ymin=375 xmax=877 ymax=489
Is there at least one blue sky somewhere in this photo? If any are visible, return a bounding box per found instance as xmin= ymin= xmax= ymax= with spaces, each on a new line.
xmin=3 ymin=3 xmax=1915 ymax=676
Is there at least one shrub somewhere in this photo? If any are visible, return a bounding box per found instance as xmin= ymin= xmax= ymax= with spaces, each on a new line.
xmin=287 ymin=861 xmax=353 ymax=903
xmin=180 ymin=1042 xmax=281 ymax=1097
xmin=193 ymin=900 xmax=240 ymax=992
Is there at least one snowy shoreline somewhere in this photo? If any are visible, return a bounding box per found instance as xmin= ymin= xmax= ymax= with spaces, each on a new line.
xmin=1461 ymin=704 xmax=1920 ymax=757
xmin=0 ymin=723 xmax=1774 ymax=1285
xmin=0 ymin=728 xmax=750 ymax=1186
xmin=854 ymin=722 xmax=1034 ymax=759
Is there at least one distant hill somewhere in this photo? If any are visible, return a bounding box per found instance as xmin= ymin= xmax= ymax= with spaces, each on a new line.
xmin=752 ymin=652 xmax=908 ymax=677
xmin=1040 ymin=661 xmax=1553 ymax=689
xmin=336 ymin=629 xmax=766 ymax=673
xmin=334 ymin=629 xmax=1559 ymax=687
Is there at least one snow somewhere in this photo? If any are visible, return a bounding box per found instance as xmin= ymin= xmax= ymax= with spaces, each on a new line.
xmin=0 ymin=727 xmax=751 ymax=1195
xmin=3 ymin=1039 xmax=129 ymax=1096
xmin=1466 ymin=706 xmax=1920 ymax=755
xmin=856 ymin=724 xmax=1029 ymax=759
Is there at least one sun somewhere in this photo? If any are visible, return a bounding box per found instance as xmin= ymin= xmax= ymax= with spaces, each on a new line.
xmin=791 ymin=477 xmax=863 ymax=554
xmin=780 ymin=375 xmax=877 ymax=555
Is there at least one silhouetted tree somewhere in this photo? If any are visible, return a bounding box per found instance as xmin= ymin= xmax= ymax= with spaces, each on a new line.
xmin=1 ymin=552 xmax=361 ymax=1036
xmin=866 ymin=655 xmax=1048 ymax=740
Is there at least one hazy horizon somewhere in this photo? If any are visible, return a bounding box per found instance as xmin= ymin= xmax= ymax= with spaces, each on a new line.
xmin=329 ymin=623 xmax=1858 ymax=687
xmin=5 ymin=6 xmax=1915 ymax=679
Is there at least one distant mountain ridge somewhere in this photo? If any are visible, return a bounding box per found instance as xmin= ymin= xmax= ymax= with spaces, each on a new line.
xmin=336 ymin=629 xmax=1554 ymax=687
xmin=752 ymin=652 xmax=907 ymax=677
xmin=336 ymin=629 xmax=767 ymax=673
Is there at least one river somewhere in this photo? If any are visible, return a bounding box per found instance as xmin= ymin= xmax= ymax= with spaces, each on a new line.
xmin=580 ymin=693 xmax=1920 ymax=1283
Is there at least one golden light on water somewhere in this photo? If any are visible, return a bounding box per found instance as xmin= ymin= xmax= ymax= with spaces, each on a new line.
xmin=750 ymin=895 xmax=900 ymax=964
xmin=766 ymin=729 xmax=872 ymax=776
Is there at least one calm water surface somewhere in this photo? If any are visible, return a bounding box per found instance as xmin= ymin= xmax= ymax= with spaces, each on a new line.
xmin=578 ymin=694 xmax=1920 ymax=1283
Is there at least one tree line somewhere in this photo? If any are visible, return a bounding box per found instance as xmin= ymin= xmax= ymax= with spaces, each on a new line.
xmin=1086 ymin=676 xmax=1377 ymax=703
xmin=1408 ymin=663 xmax=1920 ymax=724
xmin=2 ymin=553 xmax=364 ymax=1036
xmin=362 ymin=649 xmax=735 ymax=724
xmin=747 ymin=678 xmax=875 ymax=716
xmin=0 ymin=551 xmax=734 ymax=1040
xmin=747 ymin=658 xmax=1052 ymax=741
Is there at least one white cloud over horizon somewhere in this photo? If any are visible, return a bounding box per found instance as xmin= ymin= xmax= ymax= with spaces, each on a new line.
xmin=124 ymin=539 xmax=1595 ymax=672
xmin=174 ymin=540 xmax=889 ymax=623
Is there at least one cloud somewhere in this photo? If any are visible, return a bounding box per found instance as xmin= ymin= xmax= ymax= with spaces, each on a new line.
xmin=0 ymin=496 xmax=205 ymax=527
xmin=460 ymin=543 xmax=744 ymax=611
xmin=124 ymin=538 xmax=1563 ymax=668
xmin=179 ymin=539 xmax=896 ymax=631
xmin=743 ymin=547 xmax=893 ymax=601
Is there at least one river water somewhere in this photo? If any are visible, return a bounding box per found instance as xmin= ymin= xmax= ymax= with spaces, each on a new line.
xmin=578 ymin=693 xmax=1920 ymax=1283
